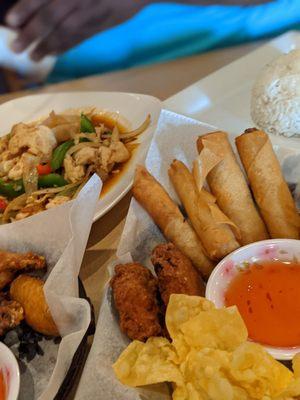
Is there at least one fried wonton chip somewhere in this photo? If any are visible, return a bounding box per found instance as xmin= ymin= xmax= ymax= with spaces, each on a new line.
xmin=293 ymin=353 xmax=300 ymax=379
xmin=113 ymin=337 xmax=183 ymax=387
xmin=166 ymin=295 xmax=214 ymax=337
xmin=180 ymin=348 xmax=250 ymax=400
xmin=180 ymin=306 xmax=247 ymax=351
xmin=166 ymin=294 xmax=215 ymax=360
xmin=114 ymin=294 xmax=300 ymax=400
xmin=274 ymin=354 xmax=300 ymax=400
xmin=229 ymin=342 xmax=292 ymax=399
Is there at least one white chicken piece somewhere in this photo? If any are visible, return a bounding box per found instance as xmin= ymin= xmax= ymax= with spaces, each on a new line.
xmin=74 ymin=147 xmax=97 ymax=166
xmin=64 ymin=154 xmax=85 ymax=183
xmin=7 ymin=153 xmax=40 ymax=181
xmin=98 ymin=146 xmax=113 ymax=172
xmin=15 ymin=212 xmax=30 ymax=221
xmin=109 ymin=142 xmax=130 ymax=164
xmin=0 ymin=150 xmax=13 ymax=162
xmin=97 ymin=142 xmax=130 ymax=172
xmin=9 ymin=123 xmax=57 ymax=162
xmin=8 ymin=154 xmax=28 ymax=180
xmin=0 ymin=158 xmax=18 ymax=177
xmin=46 ymin=196 xmax=70 ymax=209
xmin=0 ymin=138 xmax=8 ymax=154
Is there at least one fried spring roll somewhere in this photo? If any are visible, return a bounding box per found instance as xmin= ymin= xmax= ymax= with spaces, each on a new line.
xmin=236 ymin=129 xmax=300 ymax=239
xmin=169 ymin=160 xmax=239 ymax=260
xmin=197 ymin=131 xmax=269 ymax=245
xmin=110 ymin=263 xmax=162 ymax=341
xmin=133 ymin=166 xmax=214 ymax=278
xmin=151 ymin=243 xmax=205 ymax=308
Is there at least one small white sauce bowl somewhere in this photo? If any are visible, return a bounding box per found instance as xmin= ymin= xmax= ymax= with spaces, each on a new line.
xmin=0 ymin=343 xmax=20 ymax=400
xmin=206 ymin=239 xmax=300 ymax=360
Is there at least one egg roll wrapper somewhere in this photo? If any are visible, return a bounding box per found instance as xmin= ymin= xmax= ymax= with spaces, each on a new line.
xmin=169 ymin=160 xmax=239 ymax=260
xmin=236 ymin=129 xmax=300 ymax=239
xmin=133 ymin=166 xmax=214 ymax=277
xmin=197 ymin=131 xmax=269 ymax=245
xmin=193 ymin=160 xmax=241 ymax=240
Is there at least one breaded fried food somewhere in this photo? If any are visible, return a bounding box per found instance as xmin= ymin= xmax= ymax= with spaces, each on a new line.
xmin=0 ymin=271 xmax=15 ymax=291
xmin=151 ymin=243 xmax=205 ymax=307
xmin=133 ymin=166 xmax=214 ymax=278
xmin=10 ymin=275 xmax=59 ymax=337
xmin=111 ymin=263 xmax=162 ymax=341
xmin=0 ymin=250 xmax=46 ymax=273
xmin=0 ymin=297 xmax=24 ymax=336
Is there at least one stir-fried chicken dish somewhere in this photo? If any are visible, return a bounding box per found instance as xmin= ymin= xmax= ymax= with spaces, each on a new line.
xmin=0 ymin=108 xmax=150 ymax=223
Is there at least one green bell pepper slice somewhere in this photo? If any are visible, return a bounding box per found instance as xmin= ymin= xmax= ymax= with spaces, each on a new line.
xmin=38 ymin=174 xmax=68 ymax=188
xmin=0 ymin=179 xmax=24 ymax=199
xmin=51 ymin=140 xmax=74 ymax=171
xmin=80 ymin=113 xmax=95 ymax=133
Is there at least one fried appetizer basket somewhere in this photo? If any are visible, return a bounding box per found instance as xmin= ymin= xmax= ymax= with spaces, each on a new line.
xmin=74 ymin=110 xmax=300 ymax=400
xmin=0 ymin=174 xmax=101 ymax=400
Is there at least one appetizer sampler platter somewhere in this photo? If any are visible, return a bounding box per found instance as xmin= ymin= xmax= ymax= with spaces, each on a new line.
xmin=2 ymin=32 xmax=300 ymax=400
xmin=75 ymin=109 xmax=300 ymax=400
xmin=0 ymin=91 xmax=162 ymax=222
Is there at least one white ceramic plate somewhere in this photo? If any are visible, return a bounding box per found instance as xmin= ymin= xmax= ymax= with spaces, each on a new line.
xmin=165 ymin=30 xmax=300 ymax=149
xmin=0 ymin=91 xmax=162 ymax=221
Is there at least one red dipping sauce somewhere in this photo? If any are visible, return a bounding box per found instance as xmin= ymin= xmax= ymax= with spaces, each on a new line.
xmin=225 ymin=260 xmax=300 ymax=347
xmin=0 ymin=371 xmax=5 ymax=400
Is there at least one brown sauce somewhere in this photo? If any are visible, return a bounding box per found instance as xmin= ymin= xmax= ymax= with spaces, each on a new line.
xmin=100 ymin=145 xmax=139 ymax=198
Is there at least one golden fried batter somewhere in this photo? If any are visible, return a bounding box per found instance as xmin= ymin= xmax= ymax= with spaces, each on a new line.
xmin=0 ymin=297 xmax=24 ymax=336
xmin=0 ymin=250 xmax=46 ymax=273
xmin=10 ymin=275 xmax=59 ymax=337
xmin=0 ymin=271 xmax=15 ymax=291
xmin=151 ymin=242 xmax=205 ymax=307
xmin=110 ymin=263 xmax=162 ymax=341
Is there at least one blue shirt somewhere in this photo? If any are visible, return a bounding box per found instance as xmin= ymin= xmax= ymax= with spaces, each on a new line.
xmin=48 ymin=0 xmax=300 ymax=83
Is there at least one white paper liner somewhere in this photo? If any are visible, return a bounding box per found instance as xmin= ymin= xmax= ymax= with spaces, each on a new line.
xmin=1 ymin=174 xmax=102 ymax=399
xmin=74 ymin=110 xmax=300 ymax=400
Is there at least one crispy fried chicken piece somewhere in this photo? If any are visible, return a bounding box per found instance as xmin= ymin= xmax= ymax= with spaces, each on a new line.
xmin=151 ymin=243 xmax=206 ymax=308
xmin=0 ymin=297 xmax=24 ymax=336
xmin=0 ymin=250 xmax=46 ymax=273
xmin=0 ymin=271 xmax=15 ymax=291
xmin=110 ymin=263 xmax=162 ymax=341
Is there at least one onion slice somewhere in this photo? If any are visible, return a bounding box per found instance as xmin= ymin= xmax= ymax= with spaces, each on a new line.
xmin=23 ymin=154 xmax=39 ymax=195
xmin=2 ymin=193 xmax=28 ymax=223
xmin=66 ymin=142 xmax=100 ymax=156
xmin=119 ymin=114 xmax=151 ymax=141
xmin=30 ymin=182 xmax=80 ymax=197
xmin=111 ymin=125 xmax=120 ymax=142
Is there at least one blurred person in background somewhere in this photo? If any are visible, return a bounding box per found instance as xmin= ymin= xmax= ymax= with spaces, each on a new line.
xmin=0 ymin=0 xmax=300 ymax=84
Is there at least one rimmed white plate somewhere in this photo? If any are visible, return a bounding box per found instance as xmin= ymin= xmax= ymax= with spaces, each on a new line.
xmin=165 ymin=30 xmax=300 ymax=150
xmin=0 ymin=91 xmax=162 ymax=221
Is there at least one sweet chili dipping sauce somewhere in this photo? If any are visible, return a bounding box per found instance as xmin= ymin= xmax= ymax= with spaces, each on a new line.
xmin=0 ymin=371 xmax=5 ymax=400
xmin=225 ymin=260 xmax=300 ymax=347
